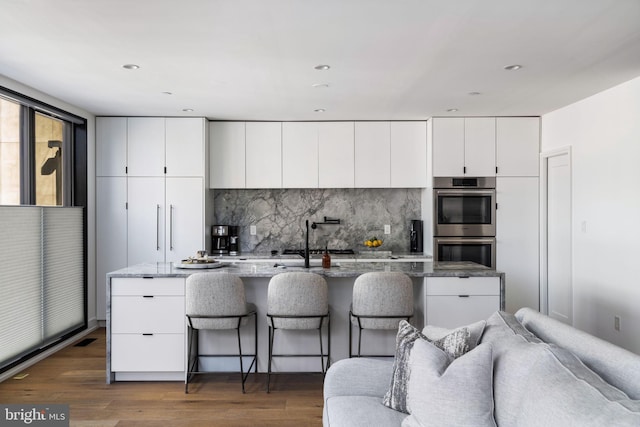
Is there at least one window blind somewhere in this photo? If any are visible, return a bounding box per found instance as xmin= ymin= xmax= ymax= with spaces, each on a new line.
xmin=0 ymin=206 xmax=85 ymax=371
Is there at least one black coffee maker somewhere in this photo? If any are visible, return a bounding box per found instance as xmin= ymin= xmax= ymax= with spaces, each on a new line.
xmin=211 ymin=225 xmax=229 ymax=255
xmin=409 ymin=220 xmax=423 ymax=253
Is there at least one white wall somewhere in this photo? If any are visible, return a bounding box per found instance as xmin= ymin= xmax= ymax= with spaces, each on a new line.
xmin=541 ymin=75 xmax=640 ymax=354
xmin=0 ymin=74 xmax=97 ymax=328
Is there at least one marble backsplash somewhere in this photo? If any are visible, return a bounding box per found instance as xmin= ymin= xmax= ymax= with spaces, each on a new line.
xmin=212 ymin=188 xmax=422 ymax=254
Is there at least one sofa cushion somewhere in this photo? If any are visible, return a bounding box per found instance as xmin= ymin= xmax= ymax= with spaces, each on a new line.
xmin=480 ymin=310 xmax=541 ymax=345
xmin=516 ymin=307 xmax=640 ymax=399
xmin=324 ymin=396 xmax=408 ymax=427
xmin=403 ymin=340 xmax=496 ymax=427
xmin=423 ymin=319 xmax=486 ymax=350
xmin=516 ymin=343 xmax=640 ymax=427
xmin=382 ymin=321 xmax=471 ymax=413
xmin=323 ymin=357 xmax=394 ymax=400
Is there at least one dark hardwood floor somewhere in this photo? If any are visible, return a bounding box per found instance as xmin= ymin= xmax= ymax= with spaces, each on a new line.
xmin=0 ymin=329 xmax=324 ymax=426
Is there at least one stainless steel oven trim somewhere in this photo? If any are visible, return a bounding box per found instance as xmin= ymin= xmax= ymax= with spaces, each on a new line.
xmin=433 ymin=188 xmax=496 ymax=237
xmin=433 ymin=176 xmax=496 ymax=189
xmin=433 ymin=237 xmax=496 ymax=269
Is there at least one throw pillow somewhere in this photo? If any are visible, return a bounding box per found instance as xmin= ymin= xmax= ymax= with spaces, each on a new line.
xmin=382 ymin=320 xmax=471 ymax=413
xmin=403 ymin=340 xmax=496 ymax=427
xmin=423 ymin=319 xmax=486 ymax=350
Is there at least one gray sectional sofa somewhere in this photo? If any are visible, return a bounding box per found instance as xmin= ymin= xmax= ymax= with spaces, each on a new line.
xmin=323 ymin=308 xmax=640 ymax=427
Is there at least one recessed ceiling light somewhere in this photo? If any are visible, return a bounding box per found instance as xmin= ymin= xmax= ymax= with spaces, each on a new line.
xmin=468 ymin=91 xmax=481 ymax=96
xmin=314 ymin=108 xmax=326 ymax=113
xmin=182 ymin=108 xmax=194 ymax=112
xmin=122 ymin=64 xmax=140 ymax=70
xmin=312 ymin=83 xmax=329 ymax=88
xmin=447 ymin=108 xmax=458 ymax=113
xmin=314 ymin=65 xmax=331 ymax=71
xmin=162 ymin=91 xmax=173 ymax=95
xmin=504 ymin=64 xmax=522 ymax=71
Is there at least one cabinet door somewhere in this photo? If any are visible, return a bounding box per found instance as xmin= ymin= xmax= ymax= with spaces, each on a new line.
xmin=355 ymin=122 xmax=390 ymax=188
xmin=96 ymin=117 xmax=127 ymax=177
xmin=209 ymin=121 xmax=246 ymax=188
xmin=127 ymin=118 xmax=165 ymax=177
xmin=464 ymin=118 xmax=496 ymax=176
xmin=496 ymin=117 xmax=540 ymax=177
xmin=165 ymin=118 xmax=205 ymax=177
xmin=246 ymin=122 xmax=282 ymax=188
xmin=426 ymin=295 xmax=499 ymax=329
xmin=127 ymin=177 xmax=165 ymax=265
xmin=390 ymin=121 xmax=427 ymax=187
xmin=96 ymin=177 xmax=127 ymax=320
xmin=318 ymin=122 xmax=354 ymax=188
xmin=432 ymin=118 xmax=464 ymax=177
xmin=165 ymin=177 xmax=204 ymax=262
xmin=111 ymin=334 xmax=185 ymax=372
xmin=496 ymin=177 xmax=539 ymax=312
xmin=282 ymin=122 xmax=318 ymax=188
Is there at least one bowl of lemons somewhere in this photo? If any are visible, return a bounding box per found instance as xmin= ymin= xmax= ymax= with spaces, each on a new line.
xmin=363 ymin=237 xmax=383 ymax=249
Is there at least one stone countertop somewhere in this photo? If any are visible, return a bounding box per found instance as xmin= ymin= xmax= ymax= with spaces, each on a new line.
xmin=107 ymin=260 xmax=502 ymax=279
xmin=210 ymin=251 xmax=432 ymax=261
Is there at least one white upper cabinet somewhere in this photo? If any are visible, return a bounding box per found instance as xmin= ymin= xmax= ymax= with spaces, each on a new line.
xmin=245 ymin=122 xmax=282 ymax=188
xmin=355 ymin=122 xmax=391 ymax=188
xmin=282 ymin=122 xmax=319 ymax=188
xmin=464 ymin=118 xmax=496 ymax=176
xmin=209 ymin=122 xmax=246 ymax=188
xmin=432 ymin=118 xmax=465 ymax=177
xmin=165 ymin=118 xmax=205 ymax=177
xmin=496 ymin=117 xmax=540 ymax=177
xmin=390 ymin=121 xmax=427 ymax=187
xmin=432 ymin=117 xmax=496 ymax=177
xmin=96 ymin=117 xmax=127 ymax=177
xmin=318 ymin=122 xmax=355 ymax=188
xmin=127 ymin=117 xmax=165 ymax=177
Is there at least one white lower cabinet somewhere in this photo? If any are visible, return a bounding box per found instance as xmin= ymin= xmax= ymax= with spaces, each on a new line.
xmin=110 ymin=278 xmax=185 ymax=379
xmin=425 ymin=277 xmax=500 ymax=328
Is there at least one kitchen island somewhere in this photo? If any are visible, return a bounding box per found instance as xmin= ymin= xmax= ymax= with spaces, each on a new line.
xmin=106 ymin=259 xmax=504 ymax=383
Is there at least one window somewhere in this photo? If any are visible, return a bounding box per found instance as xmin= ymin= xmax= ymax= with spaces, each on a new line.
xmin=0 ymin=97 xmax=20 ymax=204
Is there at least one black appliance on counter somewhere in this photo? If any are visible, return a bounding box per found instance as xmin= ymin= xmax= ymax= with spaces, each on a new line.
xmin=228 ymin=226 xmax=240 ymax=255
xmin=211 ymin=225 xmax=230 ymax=255
xmin=409 ymin=220 xmax=423 ymax=253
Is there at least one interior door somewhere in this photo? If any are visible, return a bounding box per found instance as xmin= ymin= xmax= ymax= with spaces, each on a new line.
xmin=542 ymin=149 xmax=572 ymax=324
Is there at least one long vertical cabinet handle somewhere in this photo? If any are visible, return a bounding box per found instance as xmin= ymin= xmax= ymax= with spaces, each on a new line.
xmin=169 ymin=204 xmax=174 ymax=250
xmin=156 ymin=204 xmax=161 ymax=251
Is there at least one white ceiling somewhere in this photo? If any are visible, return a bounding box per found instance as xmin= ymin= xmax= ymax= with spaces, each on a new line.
xmin=1 ymin=0 xmax=640 ymax=121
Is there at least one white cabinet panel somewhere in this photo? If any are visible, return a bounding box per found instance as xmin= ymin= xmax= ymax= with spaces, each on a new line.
xmin=282 ymin=122 xmax=318 ymax=188
xmin=96 ymin=177 xmax=127 ymax=320
xmin=355 ymin=122 xmax=390 ymax=188
xmin=426 ymin=277 xmax=500 ymax=295
xmin=96 ymin=117 xmax=127 ymax=177
xmin=390 ymin=121 xmax=427 ymax=187
xmin=127 ymin=117 xmax=165 ymax=177
xmin=426 ymin=295 xmax=499 ymax=329
xmin=432 ymin=118 xmax=464 ymax=177
xmin=496 ymin=117 xmax=540 ymax=177
xmin=165 ymin=118 xmax=205 ymax=177
xmin=165 ymin=177 xmax=204 ymax=262
xmin=496 ymin=177 xmax=539 ymax=312
xmin=111 ymin=277 xmax=185 ymax=295
xmin=111 ymin=334 xmax=185 ymax=372
xmin=318 ymin=122 xmax=355 ymax=188
xmin=246 ymin=122 xmax=282 ymax=188
xmin=464 ymin=118 xmax=496 ymax=176
xmin=209 ymin=121 xmax=246 ymax=188
xmin=127 ymin=177 xmax=165 ymax=265
xmin=111 ymin=296 xmax=185 ymax=334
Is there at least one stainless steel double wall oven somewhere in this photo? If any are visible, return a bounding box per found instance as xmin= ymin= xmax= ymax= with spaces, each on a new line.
xmin=433 ymin=177 xmax=496 ymax=268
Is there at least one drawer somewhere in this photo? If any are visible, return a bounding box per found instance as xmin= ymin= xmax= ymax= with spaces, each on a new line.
xmin=111 ymin=277 xmax=185 ymax=296
xmin=111 ymin=333 xmax=185 ymax=372
xmin=426 ymin=276 xmax=500 ymax=296
xmin=111 ymin=296 xmax=185 ymax=333
xmin=426 ymin=295 xmax=500 ymax=329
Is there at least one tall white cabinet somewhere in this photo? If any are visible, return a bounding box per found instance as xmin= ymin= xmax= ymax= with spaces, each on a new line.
xmin=96 ymin=117 xmax=210 ymax=320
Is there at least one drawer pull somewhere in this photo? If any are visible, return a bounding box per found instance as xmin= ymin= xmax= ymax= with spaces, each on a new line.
xmin=142 ymin=276 xmax=154 ymax=279
xmin=142 ymin=295 xmax=154 ymax=298
xmin=458 ymin=295 xmax=470 ymax=298
xmin=458 ymin=276 xmax=470 ymax=279
xmin=142 ymin=333 xmax=154 ymax=336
